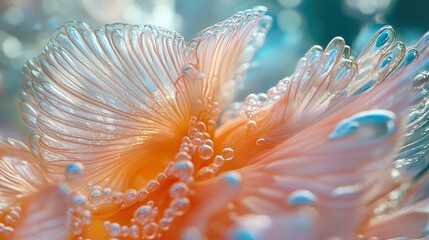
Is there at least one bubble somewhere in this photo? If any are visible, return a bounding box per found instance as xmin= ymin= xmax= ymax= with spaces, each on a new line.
xmin=246 ymin=120 xmax=257 ymax=132
xmin=134 ymin=205 xmax=152 ymax=225
xmin=213 ymin=155 xmax=225 ymax=166
xmin=109 ymin=222 xmax=121 ymax=237
xmin=287 ymin=189 xmax=317 ymax=206
xmin=188 ymin=127 xmax=198 ymax=138
xmin=138 ymin=189 xmax=149 ymax=201
xmin=125 ymin=189 xmax=138 ymax=204
xmin=143 ymin=222 xmax=158 ymax=239
xmin=189 ymin=116 xmax=197 ymax=127
xmin=170 ymin=197 xmax=190 ymax=216
xmin=175 ymin=151 xmax=191 ymax=162
xmin=221 ymin=148 xmax=234 ymax=161
xmin=80 ymin=210 xmax=92 ymax=225
xmin=169 ymin=182 xmax=190 ymax=198
xmin=203 ymin=139 xmax=214 ymax=148
xmin=88 ymin=186 xmax=103 ymax=204
xmin=172 ymin=160 xmax=195 ymax=179
xmin=195 ymin=121 xmax=206 ymax=132
xmin=158 ymin=218 xmax=172 ymax=231
xmin=65 ymin=163 xmax=84 ymax=182
xmin=146 ymin=180 xmax=160 ymax=192
xmin=129 ymin=225 xmax=139 ymax=238
xmin=71 ymin=220 xmax=83 ymax=235
xmin=120 ymin=225 xmax=129 ymax=237
xmin=256 ymin=138 xmax=267 ymax=146
xmin=198 ymin=145 xmax=214 ymax=160
xmin=164 ymin=208 xmax=175 ymax=220
xmin=197 ymin=167 xmax=215 ymax=180
xmin=110 ymin=192 xmax=124 ymax=204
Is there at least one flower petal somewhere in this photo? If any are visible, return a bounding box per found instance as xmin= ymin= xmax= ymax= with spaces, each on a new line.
xmin=20 ymin=22 xmax=188 ymax=188
xmin=189 ymin=6 xmax=272 ymax=108
xmin=0 ymin=137 xmax=48 ymax=206
xmin=12 ymin=185 xmax=69 ymax=240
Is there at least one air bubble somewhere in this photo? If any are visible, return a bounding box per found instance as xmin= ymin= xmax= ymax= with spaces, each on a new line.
xmin=213 ymin=155 xmax=225 ymax=166
xmin=65 ymin=163 xmax=84 ymax=182
xmin=221 ymin=148 xmax=234 ymax=161
xmin=143 ymin=222 xmax=158 ymax=239
xmin=256 ymin=138 xmax=267 ymax=146
xmin=88 ymin=186 xmax=103 ymax=204
xmin=71 ymin=220 xmax=83 ymax=235
xmin=169 ymin=182 xmax=190 ymax=198
xmin=172 ymin=160 xmax=195 ymax=179
xmin=203 ymin=139 xmax=214 ymax=148
xmin=195 ymin=121 xmax=206 ymax=132
xmin=164 ymin=208 xmax=175 ymax=220
xmin=188 ymin=127 xmax=198 ymax=138
xmin=170 ymin=197 xmax=190 ymax=216
xmin=129 ymin=225 xmax=139 ymax=238
xmin=146 ymin=180 xmax=160 ymax=192
xmin=111 ymin=192 xmax=124 ymax=204
xmin=246 ymin=120 xmax=257 ymax=132
xmin=109 ymin=222 xmax=121 ymax=237
xmin=197 ymin=166 xmax=215 ymax=180
xmin=175 ymin=151 xmax=191 ymax=162
xmin=120 ymin=226 xmax=129 ymax=237
xmin=198 ymin=145 xmax=214 ymax=160
xmin=125 ymin=189 xmax=138 ymax=204
xmin=137 ymin=189 xmax=149 ymax=201
xmin=134 ymin=205 xmax=152 ymax=225
xmin=80 ymin=210 xmax=92 ymax=225
xmin=159 ymin=218 xmax=171 ymax=231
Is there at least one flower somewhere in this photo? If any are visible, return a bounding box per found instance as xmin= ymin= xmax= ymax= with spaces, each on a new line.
xmin=1 ymin=5 xmax=429 ymax=239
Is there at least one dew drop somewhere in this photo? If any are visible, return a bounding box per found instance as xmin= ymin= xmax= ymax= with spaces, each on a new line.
xmin=221 ymin=148 xmax=234 ymax=161
xmin=143 ymin=222 xmax=158 ymax=239
xmin=172 ymin=160 xmax=195 ymax=179
xmin=80 ymin=210 xmax=92 ymax=225
xmin=88 ymin=186 xmax=103 ymax=204
xmin=71 ymin=220 xmax=83 ymax=235
xmin=198 ymin=145 xmax=214 ymax=160
xmin=169 ymin=182 xmax=190 ymax=198
xmin=65 ymin=163 xmax=84 ymax=182
xmin=71 ymin=194 xmax=87 ymax=213
xmin=213 ymin=155 xmax=225 ymax=166
xmin=124 ymin=189 xmax=138 ymax=204
xmin=146 ymin=180 xmax=160 ymax=192
xmin=287 ymin=189 xmax=317 ymax=206
xmin=209 ymin=164 xmax=219 ymax=173
xmin=109 ymin=222 xmax=121 ymax=237
xmin=246 ymin=120 xmax=257 ymax=132
xmin=158 ymin=218 xmax=171 ymax=231
xmin=197 ymin=166 xmax=215 ymax=180
xmin=156 ymin=172 xmax=168 ymax=183
xmin=134 ymin=205 xmax=152 ymax=225
xmin=170 ymin=197 xmax=190 ymax=216
xmin=111 ymin=192 xmax=124 ymax=204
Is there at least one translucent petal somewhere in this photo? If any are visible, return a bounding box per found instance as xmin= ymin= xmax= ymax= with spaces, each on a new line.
xmin=0 ymin=137 xmax=48 ymax=206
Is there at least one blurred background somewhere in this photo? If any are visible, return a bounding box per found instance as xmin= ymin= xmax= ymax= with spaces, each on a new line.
xmin=0 ymin=0 xmax=428 ymax=141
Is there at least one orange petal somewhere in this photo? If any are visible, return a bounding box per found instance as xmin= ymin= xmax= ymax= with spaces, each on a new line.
xmin=12 ymin=185 xmax=69 ymax=240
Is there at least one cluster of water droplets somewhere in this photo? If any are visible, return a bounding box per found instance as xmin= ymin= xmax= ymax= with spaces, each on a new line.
xmin=0 ymin=205 xmax=21 ymax=238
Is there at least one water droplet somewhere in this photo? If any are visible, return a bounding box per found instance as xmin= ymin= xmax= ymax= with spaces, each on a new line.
xmin=125 ymin=189 xmax=138 ymax=204
xmin=209 ymin=164 xmax=219 ymax=173
xmin=89 ymin=186 xmax=103 ymax=204
xmin=172 ymin=160 xmax=195 ymax=179
xmin=328 ymin=110 xmax=396 ymax=140
xmin=203 ymin=139 xmax=214 ymax=148
xmin=256 ymin=138 xmax=266 ymax=146
xmin=65 ymin=163 xmax=84 ymax=182
xmin=129 ymin=225 xmax=139 ymax=238
xmin=137 ymin=189 xmax=149 ymax=201
xmin=169 ymin=182 xmax=190 ymax=198
xmin=71 ymin=194 xmax=87 ymax=213
xmin=158 ymin=218 xmax=171 ymax=231
xmin=103 ymin=221 xmax=111 ymax=230
xmin=71 ymin=220 xmax=83 ymax=235
xmin=170 ymin=197 xmax=190 ymax=216
xmin=146 ymin=180 xmax=160 ymax=192
xmin=195 ymin=121 xmax=206 ymax=132
xmin=109 ymin=222 xmax=121 ymax=237
xmin=80 ymin=210 xmax=92 ymax=225
xmin=197 ymin=166 xmax=215 ymax=180
xmin=143 ymin=222 xmax=158 ymax=239
xmin=188 ymin=127 xmax=198 ymax=138
xmin=221 ymin=148 xmax=234 ymax=161
xmin=134 ymin=205 xmax=152 ymax=225
xmin=175 ymin=151 xmax=191 ymax=162
xmin=287 ymin=190 xmax=317 ymax=206
xmin=246 ymin=120 xmax=257 ymax=132
xmin=120 ymin=226 xmax=129 ymax=237
xmin=110 ymin=192 xmax=124 ymax=204
xmin=198 ymin=145 xmax=214 ymax=160
xmin=156 ymin=172 xmax=168 ymax=183
xmin=213 ymin=155 xmax=225 ymax=166
xmin=222 ymin=171 xmax=242 ymax=188
xmin=164 ymin=208 xmax=175 ymax=220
